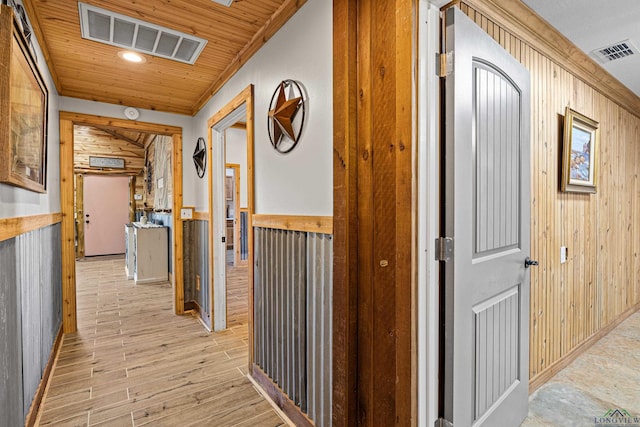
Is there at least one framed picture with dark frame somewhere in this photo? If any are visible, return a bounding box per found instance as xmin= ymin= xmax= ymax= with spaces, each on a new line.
xmin=561 ymin=107 xmax=598 ymax=194
xmin=0 ymin=5 xmax=49 ymax=193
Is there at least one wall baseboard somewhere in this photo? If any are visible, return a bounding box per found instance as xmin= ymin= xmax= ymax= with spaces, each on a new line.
xmin=251 ymin=364 xmax=314 ymax=427
xmin=529 ymin=301 xmax=640 ymax=393
xmin=25 ymin=325 xmax=63 ymax=427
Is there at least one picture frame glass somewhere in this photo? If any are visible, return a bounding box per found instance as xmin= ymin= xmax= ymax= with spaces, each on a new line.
xmin=10 ymin=34 xmax=46 ymax=188
xmin=561 ymin=107 xmax=598 ymax=194
xmin=568 ymin=123 xmax=594 ymax=186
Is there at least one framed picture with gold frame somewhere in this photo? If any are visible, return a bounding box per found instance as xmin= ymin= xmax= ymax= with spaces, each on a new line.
xmin=561 ymin=107 xmax=598 ymax=194
xmin=0 ymin=5 xmax=49 ymax=193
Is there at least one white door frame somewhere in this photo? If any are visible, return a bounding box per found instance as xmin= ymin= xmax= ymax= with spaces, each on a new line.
xmin=210 ymin=105 xmax=247 ymax=332
xmin=418 ymin=1 xmax=449 ymax=426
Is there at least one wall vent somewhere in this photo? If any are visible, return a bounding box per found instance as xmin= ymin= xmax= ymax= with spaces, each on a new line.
xmin=590 ymin=39 xmax=637 ymax=64
xmin=78 ymin=2 xmax=207 ymax=65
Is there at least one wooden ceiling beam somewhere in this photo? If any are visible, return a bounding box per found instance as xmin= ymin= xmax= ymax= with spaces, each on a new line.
xmin=92 ymin=126 xmax=145 ymax=148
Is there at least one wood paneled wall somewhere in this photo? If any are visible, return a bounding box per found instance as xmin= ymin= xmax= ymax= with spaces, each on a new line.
xmin=332 ymin=0 xmax=415 ymax=423
xmin=456 ymin=2 xmax=640 ymax=386
xmin=73 ymin=126 xmax=145 ymax=175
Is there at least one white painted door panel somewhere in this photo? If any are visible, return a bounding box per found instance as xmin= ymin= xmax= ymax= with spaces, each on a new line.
xmin=442 ymin=7 xmax=531 ymax=427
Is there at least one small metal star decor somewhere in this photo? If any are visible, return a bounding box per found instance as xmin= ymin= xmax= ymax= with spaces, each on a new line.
xmin=267 ymin=79 xmax=306 ymax=154
xmin=192 ymin=137 xmax=206 ymax=178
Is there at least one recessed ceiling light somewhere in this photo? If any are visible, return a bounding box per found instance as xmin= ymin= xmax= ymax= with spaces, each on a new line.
xmin=118 ymin=50 xmax=146 ymax=63
xmin=212 ymin=0 xmax=233 ymax=6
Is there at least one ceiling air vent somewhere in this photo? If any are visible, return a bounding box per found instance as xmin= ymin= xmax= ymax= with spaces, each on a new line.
xmin=78 ymin=2 xmax=207 ymax=65
xmin=590 ymin=39 xmax=638 ymax=64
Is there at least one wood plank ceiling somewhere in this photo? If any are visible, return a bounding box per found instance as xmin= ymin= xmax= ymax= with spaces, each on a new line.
xmin=23 ymin=0 xmax=305 ymax=115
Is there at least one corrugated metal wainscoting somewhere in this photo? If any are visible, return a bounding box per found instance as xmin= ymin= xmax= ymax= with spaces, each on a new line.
xmin=253 ymin=228 xmax=332 ymax=427
xmin=0 ymin=223 xmax=62 ymax=425
xmin=239 ymin=211 xmax=248 ymax=261
xmin=183 ymin=220 xmax=211 ymax=329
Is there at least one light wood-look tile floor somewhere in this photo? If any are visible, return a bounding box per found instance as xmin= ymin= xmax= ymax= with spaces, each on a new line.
xmin=36 ymin=256 xmax=285 ymax=427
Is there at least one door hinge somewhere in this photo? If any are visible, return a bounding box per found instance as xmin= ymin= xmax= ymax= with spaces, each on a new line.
xmin=221 ymin=236 xmax=226 ymax=243
xmin=435 ymin=237 xmax=454 ymax=262
xmin=435 ymin=418 xmax=453 ymax=427
xmin=436 ymin=51 xmax=453 ymax=77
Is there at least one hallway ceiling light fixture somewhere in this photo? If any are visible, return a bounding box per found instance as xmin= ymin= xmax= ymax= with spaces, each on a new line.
xmin=118 ymin=51 xmax=146 ymax=64
xmin=267 ymin=80 xmax=306 ymax=154
xmin=78 ymin=2 xmax=208 ymax=65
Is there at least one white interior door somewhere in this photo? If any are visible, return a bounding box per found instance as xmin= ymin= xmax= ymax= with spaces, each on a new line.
xmin=84 ymin=175 xmax=130 ymax=256
xmin=442 ymin=7 xmax=532 ymax=427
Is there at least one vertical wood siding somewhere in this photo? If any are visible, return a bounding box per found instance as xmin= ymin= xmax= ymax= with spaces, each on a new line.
xmin=254 ymin=227 xmax=333 ymax=426
xmin=459 ymin=2 xmax=640 ymax=382
xmin=0 ymin=223 xmax=62 ymax=424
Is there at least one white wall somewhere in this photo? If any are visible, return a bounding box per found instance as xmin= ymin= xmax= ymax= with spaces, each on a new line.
xmin=189 ymin=0 xmax=333 ymax=216
xmin=58 ymin=97 xmax=191 ymax=129
xmin=0 ymin=1 xmax=60 ymax=219
xmin=225 ymin=128 xmax=248 ymax=208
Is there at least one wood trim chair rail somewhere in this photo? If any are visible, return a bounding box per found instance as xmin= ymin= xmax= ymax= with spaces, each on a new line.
xmin=252 ymin=214 xmax=333 ymax=234
xmin=0 ymin=213 xmax=62 ymax=242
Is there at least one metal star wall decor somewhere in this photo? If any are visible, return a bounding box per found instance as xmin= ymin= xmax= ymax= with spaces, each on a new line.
xmin=192 ymin=137 xmax=206 ymax=178
xmin=267 ymin=80 xmax=306 ymax=154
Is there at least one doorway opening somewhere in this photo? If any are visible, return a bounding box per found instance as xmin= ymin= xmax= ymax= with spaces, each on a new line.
xmin=73 ymin=126 xmax=161 ymax=259
xmin=59 ymin=112 xmax=185 ymax=334
xmin=206 ymin=86 xmax=255 ymax=359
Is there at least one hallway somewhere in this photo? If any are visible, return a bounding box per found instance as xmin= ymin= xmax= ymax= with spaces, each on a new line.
xmin=35 ymin=256 xmax=285 ymax=426
xmin=523 ymin=311 xmax=640 ymax=426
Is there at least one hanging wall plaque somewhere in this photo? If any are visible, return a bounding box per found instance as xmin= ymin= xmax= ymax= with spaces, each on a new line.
xmin=267 ymin=79 xmax=306 ymax=154
xmin=192 ymin=137 xmax=206 ymax=178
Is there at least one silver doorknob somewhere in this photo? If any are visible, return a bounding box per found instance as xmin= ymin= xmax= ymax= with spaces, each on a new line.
xmin=524 ymin=257 xmax=538 ymax=268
